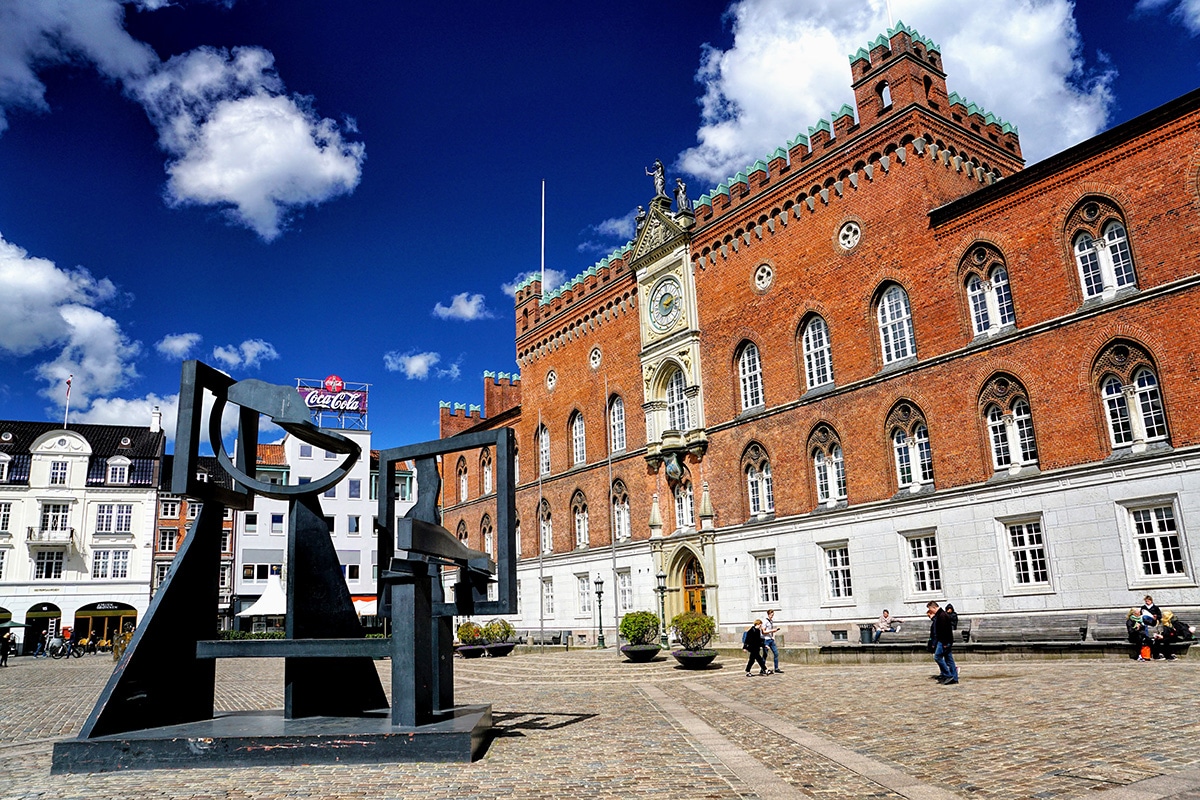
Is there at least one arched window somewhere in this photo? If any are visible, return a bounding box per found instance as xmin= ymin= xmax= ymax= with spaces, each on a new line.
xmin=1069 ymin=199 xmax=1137 ymax=300
xmin=539 ymin=499 xmax=553 ymax=554
xmin=480 ymin=448 xmax=493 ymax=495
xmin=1093 ymin=341 xmax=1169 ymax=452
xmin=887 ymin=402 xmax=934 ymax=492
xmin=571 ymin=491 xmax=589 ymax=548
xmin=877 ymin=285 xmax=915 ymax=364
xmin=611 ymin=480 xmax=631 ymax=541
xmin=738 ymin=342 xmax=764 ymax=410
xmin=979 ymin=375 xmax=1039 ymax=472
xmin=666 ymin=369 xmax=690 ymax=431
xmin=877 ymin=80 xmax=892 ymax=109
xmin=537 ymin=425 xmax=550 ymax=476
xmin=455 ymin=520 xmax=468 ymax=543
xmin=808 ymin=424 xmax=847 ymax=507
xmin=481 ymin=515 xmax=493 ymax=557
xmin=609 ymin=395 xmax=627 ymax=452
xmin=514 ymin=444 xmax=520 ymax=485
xmin=514 ymin=515 xmax=522 ymax=560
xmin=742 ymin=443 xmax=775 ymax=518
xmin=674 ymin=482 xmax=695 ymax=530
xmin=570 ymin=412 xmax=586 ymax=466
xmin=964 ymin=250 xmax=1016 ymax=338
xmin=455 ymin=457 xmax=468 ymax=504
xmin=802 ymin=316 xmax=833 ymax=390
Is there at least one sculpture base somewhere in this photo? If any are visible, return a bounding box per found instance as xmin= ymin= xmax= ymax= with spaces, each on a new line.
xmin=51 ymin=704 xmax=492 ymax=773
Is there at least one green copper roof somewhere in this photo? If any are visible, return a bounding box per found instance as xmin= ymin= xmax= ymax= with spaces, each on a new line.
xmin=849 ymin=20 xmax=941 ymax=63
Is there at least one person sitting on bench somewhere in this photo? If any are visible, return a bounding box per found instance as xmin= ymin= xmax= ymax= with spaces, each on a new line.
xmin=873 ymin=610 xmax=901 ymax=643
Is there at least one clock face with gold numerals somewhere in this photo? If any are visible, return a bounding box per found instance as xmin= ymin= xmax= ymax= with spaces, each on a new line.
xmin=650 ymin=277 xmax=683 ymax=331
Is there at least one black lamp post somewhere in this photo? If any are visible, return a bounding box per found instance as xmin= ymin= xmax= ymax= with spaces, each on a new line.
xmin=655 ymin=570 xmax=668 ymax=648
xmin=594 ymin=575 xmax=605 ymax=648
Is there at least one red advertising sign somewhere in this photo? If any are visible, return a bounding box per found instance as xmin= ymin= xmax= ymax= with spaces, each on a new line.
xmin=299 ymin=375 xmax=367 ymax=413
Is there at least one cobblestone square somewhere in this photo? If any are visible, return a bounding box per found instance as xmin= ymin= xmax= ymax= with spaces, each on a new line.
xmin=0 ymin=650 xmax=1197 ymax=799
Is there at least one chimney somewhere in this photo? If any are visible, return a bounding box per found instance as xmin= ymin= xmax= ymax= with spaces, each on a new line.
xmin=150 ymin=406 xmax=162 ymax=433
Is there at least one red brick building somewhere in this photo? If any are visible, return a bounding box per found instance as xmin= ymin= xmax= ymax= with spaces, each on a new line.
xmin=440 ymin=24 xmax=1200 ymax=645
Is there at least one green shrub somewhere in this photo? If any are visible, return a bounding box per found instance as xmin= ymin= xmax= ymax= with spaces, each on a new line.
xmin=456 ymin=621 xmax=486 ymax=645
xmin=670 ymin=612 xmax=716 ymax=651
xmin=618 ymin=611 xmax=660 ymax=646
xmin=482 ymin=618 xmax=515 ymax=644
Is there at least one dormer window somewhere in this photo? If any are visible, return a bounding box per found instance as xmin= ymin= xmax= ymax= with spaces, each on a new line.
xmin=0 ymin=454 xmax=9 ymax=483
xmin=107 ymin=457 xmax=131 ymax=485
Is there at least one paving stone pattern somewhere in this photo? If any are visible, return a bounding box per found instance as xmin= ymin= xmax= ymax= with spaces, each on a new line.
xmin=0 ymin=650 xmax=1197 ymax=799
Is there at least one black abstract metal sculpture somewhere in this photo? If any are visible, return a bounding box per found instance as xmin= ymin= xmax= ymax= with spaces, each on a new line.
xmin=52 ymin=361 xmax=515 ymax=771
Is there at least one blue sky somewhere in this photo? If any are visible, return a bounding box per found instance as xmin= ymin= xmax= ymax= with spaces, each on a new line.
xmin=0 ymin=0 xmax=1197 ymax=452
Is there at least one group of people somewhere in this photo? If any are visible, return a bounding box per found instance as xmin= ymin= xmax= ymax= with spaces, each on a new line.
xmin=1127 ymin=595 xmax=1194 ymax=661
xmin=741 ymin=609 xmax=784 ymax=676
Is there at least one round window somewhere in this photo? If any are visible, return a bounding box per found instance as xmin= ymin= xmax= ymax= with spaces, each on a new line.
xmin=753 ymin=264 xmax=774 ymax=291
xmin=589 ymin=348 xmax=602 ymax=369
xmin=546 ymin=370 xmax=558 ymax=390
xmin=838 ymin=221 xmax=862 ymax=250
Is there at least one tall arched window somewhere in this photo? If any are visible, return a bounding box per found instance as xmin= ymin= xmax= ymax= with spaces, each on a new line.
xmin=1069 ymin=199 xmax=1137 ymax=301
xmin=455 ymin=457 xmax=468 ymax=504
xmin=1093 ymin=341 xmax=1169 ymax=452
xmin=480 ymin=448 xmax=493 ymax=495
xmin=674 ymin=482 xmax=695 ymax=530
xmin=514 ymin=515 xmax=522 ymax=560
xmin=570 ymin=412 xmax=586 ymax=466
xmin=539 ymin=499 xmax=553 ymax=554
xmin=666 ymin=369 xmax=690 ymax=431
xmin=802 ymin=316 xmax=833 ymax=390
xmin=877 ymin=284 xmax=915 ymax=364
xmin=738 ymin=342 xmax=764 ymax=410
xmin=480 ymin=515 xmax=493 ymax=557
xmin=611 ymin=480 xmax=631 ymax=541
xmin=808 ymin=424 xmax=846 ymax=507
xmin=571 ymin=491 xmax=589 ymax=548
xmin=609 ymin=395 xmax=627 ymax=452
xmin=742 ymin=442 xmax=775 ymax=518
xmin=456 ymin=520 xmax=468 ymax=543
xmin=979 ymin=374 xmax=1039 ymax=472
xmin=962 ymin=244 xmax=1017 ymax=338
xmin=514 ymin=444 xmax=520 ymax=485
xmin=537 ymin=425 xmax=550 ymax=476
xmin=887 ymin=402 xmax=934 ymax=492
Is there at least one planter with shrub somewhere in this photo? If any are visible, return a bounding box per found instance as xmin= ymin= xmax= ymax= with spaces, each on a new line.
xmin=456 ymin=621 xmax=487 ymax=658
xmin=618 ymin=610 xmax=662 ymax=662
xmin=482 ymin=618 xmax=516 ymax=657
xmin=669 ymin=611 xmax=718 ymax=669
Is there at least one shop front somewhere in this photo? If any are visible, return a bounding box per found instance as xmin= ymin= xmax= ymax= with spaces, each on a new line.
xmin=22 ymin=603 xmax=61 ymax=655
xmin=74 ymin=602 xmax=138 ymax=647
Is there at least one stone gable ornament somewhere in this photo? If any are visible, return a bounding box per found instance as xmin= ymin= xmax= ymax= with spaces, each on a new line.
xmin=646 ymin=159 xmax=667 ymax=199
xmin=674 ymin=178 xmax=690 ymax=212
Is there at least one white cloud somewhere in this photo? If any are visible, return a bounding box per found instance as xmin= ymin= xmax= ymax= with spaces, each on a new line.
xmin=678 ymin=0 xmax=1116 ymax=182
xmin=155 ymin=332 xmax=202 ymax=359
xmin=0 ymin=232 xmax=139 ymax=408
xmin=211 ymin=338 xmax=279 ymax=370
xmin=433 ymin=292 xmax=493 ymax=321
xmin=501 ymin=268 xmax=567 ymax=297
xmin=1137 ymin=0 xmax=1200 ymax=33
xmin=436 ymin=357 xmax=463 ymax=381
xmin=578 ymin=209 xmax=638 ymax=254
xmin=0 ymin=4 xmax=363 ymax=240
xmin=383 ymin=350 xmax=441 ymax=380
xmin=77 ymin=387 xmax=280 ymax=446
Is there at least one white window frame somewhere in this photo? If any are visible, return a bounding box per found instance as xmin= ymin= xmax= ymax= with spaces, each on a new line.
xmin=996 ymin=515 xmax=1055 ymax=596
xmin=617 ymin=570 xmax=633 ymax=614
xmin=609 ymin=396 xmax=627 ymax=452
xmin=612 ymin=491 xmax=631 ymax=542
xmin=299 ymin=444 xmax=313 ymax=459
xmin=538 ymin=426 xmax=551 ymax=476
xmin=107 ymin=460 xmax=129 ymax=485
xmin=270 ymin=513 xmax=285 ymax=535
xmin=0 ymin=455 xmax=9 ymax=483
xmin=158 ymin=528 xmax=177 ymax=553
xmin=482 ymin=457 xmax=493 ymax=495
xmin=1116 ymin=496 xmax=1195 ymax=589
xmin=1074 ymin=221 xmax=1136 ymax=301
xmin=987 ymin=401 xmax=1039 ymax=473
xmin=901 ymin=529 xmax=943 ymax=600
xmin=746 ymin=462 xmax=775 ymax=517
xmin=35 ymin=550 xmax=64 ymax=580
xmin=539 ymin=503 xmax=553 ymax=554
xmin=574 ymin=502 xmax=589 ymax=549
xmin=0 ymin=548 xmax=5 ymax=579
xmin=893 ymin=426 xmax=933 ymax=492
xmin=49 ymin=460 xmax=68 ymax=486
xmin=666 ymin=370 xmax=690 ymax=432
xmin=818 ymin=541 xmax=854 ymax=606
xmin=738 ymin=343 xmax=764 ymax=410
xmin=0 ymin=501 xmax=10 ymax=533
xmin=542 ymin=577 xmax=554 ymax=617
xmin=160 ymin=499 xmax=180 ymax=519
xmin=674 ymin=483 xmax=694 ymax=530
xmin=457 ymin=462 xmax=468 ymax=502
xmin=802 ymin=316 xmax=833 ymax=390
xmin=244 ymin=512 xmax=258 ymax=534
xmin=877 ymin=285 xmax=915 ymax=364
xmin=813 ymin=447 xmax=846 ymax=507
xmin=754 ymin=552 xmax=779 ymax=605
xmin=968 ymin=267 xmax=1016 ymax=338
xmin=571 ymin=414 xmax=586 ymax=466
xmin=576 ymin=574 xmax=593 ymax=616
xmin=1102 ymin=369 xmax=1168 ymax=452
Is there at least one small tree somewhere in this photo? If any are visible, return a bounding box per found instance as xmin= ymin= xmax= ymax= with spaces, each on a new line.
xmin=670 ymin=611 xmax=716 ymax=652
xmin=482 ymin=618 xmax=515 ymax=644
xmin=456 ymin=620 xmax=486 ymax=646
xmin=618 ymin=611 xmax=660 ymax=646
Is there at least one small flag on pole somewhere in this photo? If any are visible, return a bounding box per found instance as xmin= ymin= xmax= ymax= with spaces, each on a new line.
xmin=63 ymin=374 xmax=72 ymax=429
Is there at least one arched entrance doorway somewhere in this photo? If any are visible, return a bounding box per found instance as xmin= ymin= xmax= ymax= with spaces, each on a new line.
xmin=74 ymin=602 xmax=138 ymax=646
xmin=683 ymin=556 xmax=707 ymax=615
xmin=0 ymin=606 xmax=10 ymax=624
xmin=23 ymin=603 xmax=61 ymax=655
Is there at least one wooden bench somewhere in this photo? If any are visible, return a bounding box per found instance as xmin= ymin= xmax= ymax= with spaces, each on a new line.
xmin=970 ymin=615 xmax=1086 ymax=643
xmin=1090 ymin=612 xmax=1133 ymax=642
xmin=873 ymin=617 xmax=972 ymax=644
xmin=516 ymin=629 xmax=568 ymax=646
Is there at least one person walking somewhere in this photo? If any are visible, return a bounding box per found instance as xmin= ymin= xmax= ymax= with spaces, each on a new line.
xmin=762 ymin=610 xmax=783 ymax=673
xmin=742 ymin=620 xmax=770 ymax=676
xmin=927 ymin=601 xmax=959 ymax=685
xmin=0 ymin=631 xmax=11 ymax=667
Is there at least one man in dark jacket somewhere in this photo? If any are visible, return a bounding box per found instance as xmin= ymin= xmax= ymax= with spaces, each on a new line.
xmin=926 ymin=601 xmax=958 ymax=685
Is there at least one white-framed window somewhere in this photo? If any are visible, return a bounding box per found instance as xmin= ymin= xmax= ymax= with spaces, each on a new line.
xmin=905 ymin=531 xmax=942 ymax=595
xmin=515 ymin=518 xmax=522 ymax=560
xmin=572 ymin=493 xmax=589 ymax=548
xmin=270 ymin=513 xmax=284 ymax=534
xmin=481 ymin=450 xmax=493 ymax=494
xmin=813 ymin=446 xmax=847 ymax=507
xmin=244 ymin=512 xmax=258 ymax=534
xmin=97 ymin=504 xmax=114 ymax=533
xmin=612 ymin=481 xmax=631 ymax=541
xmin=158 ymin=528 xmax=177 ymax=553
xmin=41 ymin=502 xmax=69 ymax=531
xmin=738 ymin=342 xmax=764 ymax=410
xmin=967 ymin=267 xmax=1016 ymax=337
xmin=348 ymin=478 xmax=361 ymax=499
xmin=609 ymin=396 xmax=626 ymax=452
xmin=1007 ymin=519 xmax=1051 ymax=584
xmin=1102 ymin=367 xmax=1168 ymax=450
xmin=299 ymin=444 xmax=313 ymax=458
xmin=1117 ymin=498 xmax=1193 ymax=588
xmin=0 ymin=549 xmax=5 ymax=579
xmin=160 ymin=499 xmax=180 ymax=519
xmin=539 ymin=500 xmax=553 ymax=554
xmin=666 ymin=369 xmax=690 ymax=431
xmin=325 ymin=449 xmax=337 ymax=460
xmin=0 ymin=455 xmax=9 ymax=483
xmin=98 ymin=503 xmax=133 ymax=533
xmin=35 ymin=550 xmax=64 ymax=580
xmin=674 ymin=482 xmax=694 ymax=530
xmin=348 ymin=515 xmax=361 ymax=535
xmin=107 ymin=462 xmax=128 ymax=485
xmin=1074 ymin=221 xmax=1136 ymax=300
xmin=893 ymin=425 xmax=934 ymax=491
xmin=0 ymin=501 xmax=11 ymax=533
xmin=481 ymin=515 xmax=493 ymax=556
xmin=243 ymin=563 xmax=282 ymax=582
xmin=571 ymin=413 xmax=587 ymax=466
xmin=986 ymin=399 xmax=1039 ymax=471
xmin=220 ymin=564 xmax=231 ymax=589
xmin=92 ymin=549 xmax=130 ymax=579
xmin=457 ymin=458 xmax=468 ymax=503
xmin=155 ymin=562 xmax=171 ymax=586
xmin=221 ymin=530 xmax=232 ymax=552
xmin=877 ymin=285 xmax=915 ymax=364
xmin=822 ymin=543 xmax=853 ymax=601
xmin=542 ymin=577 xmax=554 ymax=616
xmin=538 ymin=425 xmax=551 ymax=476
xmin=617 ymin=570 xmax=633 ymax=613
xmin=746 ymin=461 xmax=775 ymax=516
xmin=577 ymin=574 xmax=592 ymax=615
xmin=187 ymin=502 xmax=200 ymax=519
xmin=755 ymin=553 xmax=779 ymax=604
xmin=49 ymin=460 xmax=68 ymax=486
xmin=802 ymin=316 xmax=833 ymax=390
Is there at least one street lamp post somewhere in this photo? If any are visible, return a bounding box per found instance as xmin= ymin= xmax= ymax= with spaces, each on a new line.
xmin=594 ymin=575 xmax=605 ymax=648
xmin=655 ymin=570 xmax=668 ymax=649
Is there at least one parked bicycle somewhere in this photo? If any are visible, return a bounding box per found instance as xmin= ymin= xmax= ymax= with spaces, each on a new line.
xmin=48 ymin=637 xmax=83 ymax=659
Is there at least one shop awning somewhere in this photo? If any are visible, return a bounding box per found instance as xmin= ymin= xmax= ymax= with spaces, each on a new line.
xmin=353 ymin=598 xmax=377 ymax=616
xmin=236 ymin=574 xmax=287 ymax=617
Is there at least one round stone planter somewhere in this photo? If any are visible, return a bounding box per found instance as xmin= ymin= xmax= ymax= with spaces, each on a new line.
xmin=671 ymin=649 xmax=718 ymax=669
xmin=620 ymin=644 xmax=662 ymax=663
xmin=456 ymin=645 xmax=487 ymax=659
xmin=485 ymin=642 xmax=516 ymax=657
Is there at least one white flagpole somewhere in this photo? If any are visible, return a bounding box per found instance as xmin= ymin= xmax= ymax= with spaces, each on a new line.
xmin=885 ymin=0 xmax=894 ymax=27
xmin=537 ymin=408 xmax=545 ymax=653
xmin=540 ymin=180 xmax=546 ymax=288
xmin=63 ymin=374 xmax=72 ymax=429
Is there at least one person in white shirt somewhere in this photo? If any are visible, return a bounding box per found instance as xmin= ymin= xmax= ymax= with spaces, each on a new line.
xmin=762 ymin=609 xmax=782 ymax=673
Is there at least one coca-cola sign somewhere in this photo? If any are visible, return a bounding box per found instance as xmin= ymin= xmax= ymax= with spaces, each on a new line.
xmin=299 ymin=382 xmax=368 ymax=412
